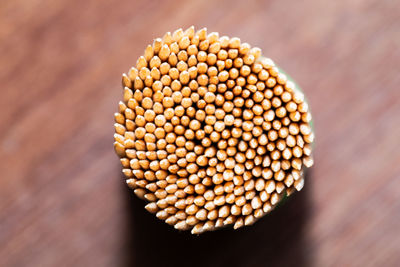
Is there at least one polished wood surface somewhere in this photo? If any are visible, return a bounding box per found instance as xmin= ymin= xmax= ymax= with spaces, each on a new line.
xmin=1 ymin=0 xmax=400 ymax=266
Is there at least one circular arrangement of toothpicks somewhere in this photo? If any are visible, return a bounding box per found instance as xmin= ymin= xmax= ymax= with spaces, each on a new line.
xmin=114 ymin=26 xmax=314 ymax=234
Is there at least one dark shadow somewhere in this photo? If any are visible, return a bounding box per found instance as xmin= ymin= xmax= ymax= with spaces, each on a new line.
xmin=121 ymin=169 xmax=313 ymax=267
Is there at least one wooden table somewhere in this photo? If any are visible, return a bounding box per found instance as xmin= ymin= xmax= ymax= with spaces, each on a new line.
xmin=1 ymin=0 xmax=400 ymax=266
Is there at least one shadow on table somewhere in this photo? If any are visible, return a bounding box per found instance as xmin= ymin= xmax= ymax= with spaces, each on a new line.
xmin=121 ymin=170 xmax=313 ymax=267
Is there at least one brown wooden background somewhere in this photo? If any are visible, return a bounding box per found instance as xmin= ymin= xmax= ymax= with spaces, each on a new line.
xmin=1 ymin=0 xmax=400 ymax=266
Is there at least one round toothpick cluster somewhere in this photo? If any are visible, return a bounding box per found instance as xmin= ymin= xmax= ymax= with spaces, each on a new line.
xmin=114 ymin=26 xmax=314 ymax=234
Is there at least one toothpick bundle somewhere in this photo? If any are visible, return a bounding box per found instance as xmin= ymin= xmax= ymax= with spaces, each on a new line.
xmin=114 ymin=26 xmax=314 ymax=234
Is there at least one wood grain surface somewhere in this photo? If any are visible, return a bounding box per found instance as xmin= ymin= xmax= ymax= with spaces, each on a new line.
xmin=1 ymin=0 xmax=400 ymax=266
